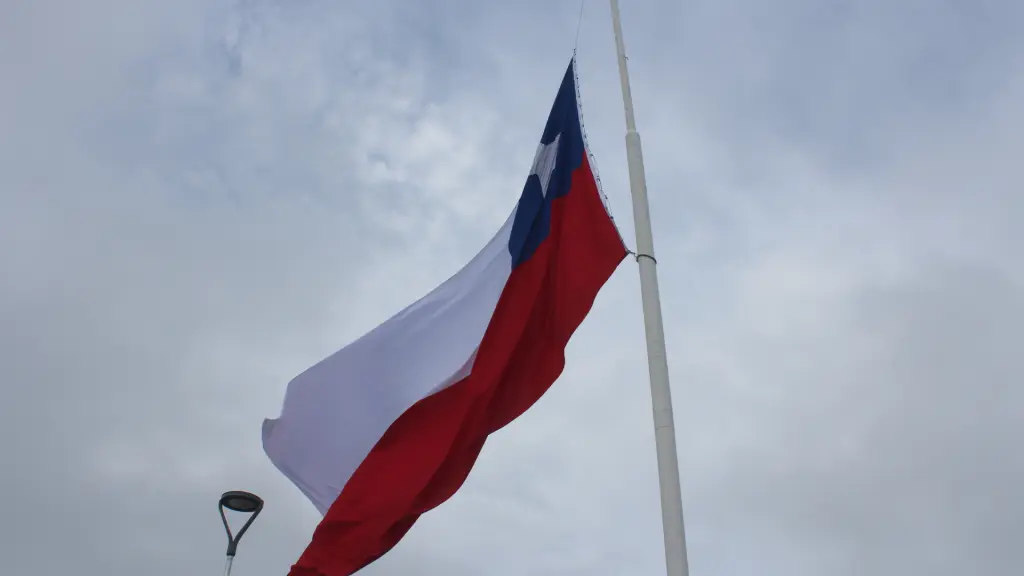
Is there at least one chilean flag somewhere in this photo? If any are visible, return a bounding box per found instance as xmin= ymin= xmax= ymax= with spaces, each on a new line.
xmin=263 ymin=58 xmax=627 ymax=576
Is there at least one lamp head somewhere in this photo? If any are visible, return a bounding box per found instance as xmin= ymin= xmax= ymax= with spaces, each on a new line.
xmin=219 ymin=491 xmax=263 ymax=513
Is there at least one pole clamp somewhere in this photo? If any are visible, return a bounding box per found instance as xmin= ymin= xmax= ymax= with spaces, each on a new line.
xmin=634 ymin=252 xmax=657 ymax=265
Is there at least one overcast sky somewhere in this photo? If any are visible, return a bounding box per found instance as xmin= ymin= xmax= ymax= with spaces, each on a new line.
xmin=2 ymin=0 xmax=1022 ymax=574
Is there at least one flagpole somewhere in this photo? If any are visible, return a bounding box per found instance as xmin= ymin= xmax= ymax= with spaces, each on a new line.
xmin=608 ymin=1 xmax=690 ymax=575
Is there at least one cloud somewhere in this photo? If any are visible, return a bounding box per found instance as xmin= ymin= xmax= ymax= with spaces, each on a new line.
xmin=1 ymin=0 xmax=1021 ymax=575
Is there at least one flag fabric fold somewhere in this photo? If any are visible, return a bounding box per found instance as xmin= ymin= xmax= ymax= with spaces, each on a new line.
xmin=263 ymin=57 xmax=627 ymax=576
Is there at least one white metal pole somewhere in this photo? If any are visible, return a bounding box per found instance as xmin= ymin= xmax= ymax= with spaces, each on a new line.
xmin=608 ymin=1 xmax=690 ymax=575
xmin=224 ymin=555 xmax=234 ymax=576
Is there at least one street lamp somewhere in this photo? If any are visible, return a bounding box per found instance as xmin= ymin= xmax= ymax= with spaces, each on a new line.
xmin=218 ymin=491 xmax=264 ymax=576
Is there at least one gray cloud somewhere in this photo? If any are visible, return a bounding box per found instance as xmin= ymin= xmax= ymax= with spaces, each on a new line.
xmin=2 ymin=0 xmax=1021 ymax=575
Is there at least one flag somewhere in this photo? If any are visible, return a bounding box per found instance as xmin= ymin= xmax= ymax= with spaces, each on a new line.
xmin=263 ymin=58 xmax=627 ymax=576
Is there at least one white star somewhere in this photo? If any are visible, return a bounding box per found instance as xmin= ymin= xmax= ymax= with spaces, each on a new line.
xmin=529 ymin=133 xmax=560 ymax=197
